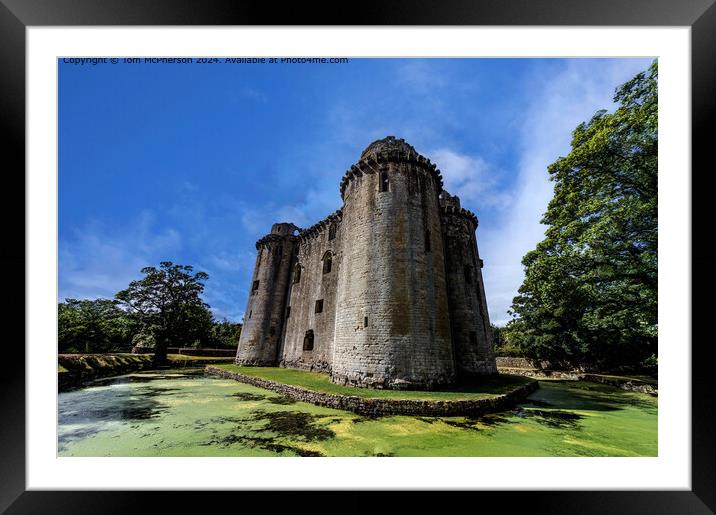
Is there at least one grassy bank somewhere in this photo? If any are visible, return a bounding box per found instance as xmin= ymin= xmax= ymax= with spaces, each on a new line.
xmin=211 ymin=364 xmax=532 ymax=401
xmin=58 ymin=353 xmax=235 ymax=391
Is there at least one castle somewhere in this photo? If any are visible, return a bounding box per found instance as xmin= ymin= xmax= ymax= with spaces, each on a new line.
xmin=235 ymin=136 xmax=497 ymax=389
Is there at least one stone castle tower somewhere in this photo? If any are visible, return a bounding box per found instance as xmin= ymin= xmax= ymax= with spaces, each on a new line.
xmin=236 ymin=136 xmax=497 ymax=389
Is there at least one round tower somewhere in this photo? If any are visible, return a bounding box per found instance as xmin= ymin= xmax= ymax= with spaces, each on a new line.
xmin=332 ymin=136 xmax=455 ymax=389
xmin=440 ymin=192 xmax=497 ymax=375
xmin=236 ymin=223 xmax=298 ymax=365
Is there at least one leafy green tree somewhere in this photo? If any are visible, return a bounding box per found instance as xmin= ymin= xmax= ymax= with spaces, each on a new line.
xmin=209 ymin=319 xmax=242 ymax=348
xmin=490 ymin=324 xmax=506 ymax=351
xmin=505 ymin=61 xmax=657 ymax=371
xmin=115 ymin=262 xmax=213 ymax=365
xmin=58 ymin=298 xmax=137 ymax=353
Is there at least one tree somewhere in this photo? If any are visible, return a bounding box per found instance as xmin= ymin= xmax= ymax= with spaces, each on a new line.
xmin=115 ymin=261 xmax=213 ymax=365
xmin=209 ymin=319 xmax=242 ymax=348
xmin=58 ymin=298 xmax=137 ymax=353
xmin=505 ymin=61 xmax=657 ymax=372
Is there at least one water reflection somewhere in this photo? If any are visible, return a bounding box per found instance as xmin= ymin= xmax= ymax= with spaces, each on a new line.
xmin=58 ymin=369 xmax=203 ymax=450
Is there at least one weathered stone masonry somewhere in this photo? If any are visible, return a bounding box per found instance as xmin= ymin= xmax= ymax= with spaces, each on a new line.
xmin=236 ymin=136 xmax=498 ymax=389
xmin=207 ymin=366 xmax=537 ymax=417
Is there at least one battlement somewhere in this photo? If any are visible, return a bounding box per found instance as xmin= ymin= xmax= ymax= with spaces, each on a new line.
xmin=297 ymin=209 xmax=343 ymax=241
xmin=360 ymin=135 xmax=417 ymax=160
xmin=440 ymin=192 xmax=478 ymax=227
xmin=271 ymin=223 xmax=301 ymax=236
xmin=339 ymin=145 xmax=444 ymax=200
xmin=441 ymin=205 xmax=479 ymax=228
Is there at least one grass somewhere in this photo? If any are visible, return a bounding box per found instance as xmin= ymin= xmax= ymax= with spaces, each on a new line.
xmin=212 ymin=364 xmax=532 ymax=401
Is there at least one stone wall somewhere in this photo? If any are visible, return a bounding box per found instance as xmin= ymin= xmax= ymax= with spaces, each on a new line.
xmin=133 ymin=347 xmax=236 ymax=356
xmin=236 ymin=224 xmax=297 ymax=365
xmin=206 ymin=366 xmax=538 ymax=417
xmin=280 ymin=212 xmax=342 ymax=373
xmin=582 ymin=374 xmax=658 ymax=395
xmin=441 ymin=193 xmax=496 ymax=376
xmin=58 ymin=354 xmax=232 ymax=391
xmin=496 ymin=357 xmax=553 ymax=370
xmin=332 ymin=148 xmax=455 ymax=389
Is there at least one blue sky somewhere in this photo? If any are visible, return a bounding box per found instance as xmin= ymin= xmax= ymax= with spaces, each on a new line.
xmin=59 ymin=57 xmax=653 ymax=325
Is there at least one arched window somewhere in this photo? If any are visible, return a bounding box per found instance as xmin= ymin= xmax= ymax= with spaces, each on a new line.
xmin=303 ymin=330 xmax=314 ymax=351
xmin=328 ymin=223 xmax=337 ymax=240
xmin=379 ymin=171 xmax=389 ymax=192
xmin=293 ymin=263 xmax=302 ymax=284
xmin=322 ymin=252 xmax=332 ymax=274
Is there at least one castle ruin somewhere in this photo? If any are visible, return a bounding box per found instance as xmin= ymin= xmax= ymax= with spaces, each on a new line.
xmin=236 ymin=136 xmax=496 ymax=389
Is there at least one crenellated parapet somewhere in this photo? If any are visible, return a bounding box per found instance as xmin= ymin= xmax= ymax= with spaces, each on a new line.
xmin=297 ymin=209 xmax=343 ymax=242
xmin=339 ymin=137 xmax=445 ymax=200
xmin=255 ymin=223 xmax=301 ymax=249
xmin=440 ymin=191 xmax=478 ymax=228
xmin=255 ymin=233 xmax=294 ymax=250
xmin=441 ymin=205 xmax=479 ymax=228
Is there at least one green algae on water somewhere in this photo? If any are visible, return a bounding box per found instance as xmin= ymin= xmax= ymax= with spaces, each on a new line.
xmin=58 ymin=370 xmax=657 ymax=457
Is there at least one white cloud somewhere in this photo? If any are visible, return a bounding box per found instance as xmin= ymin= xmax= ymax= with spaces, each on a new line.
xmin=207 ymin=251 xmax=247 ymax=272
xmin=239 ymin=207 xmax=267 ymax=234
xmin=240 ymin=87 xmax=268 ymax=103
xmin=429 ymin=148 xmax=512 ymax=210
xmin=396 ymin=59 xmax=447 ymax=94
xmin=58 ymin=211 xmax=182 ymax=301
xmin=480 ymin=59 xmax=654 ymax=325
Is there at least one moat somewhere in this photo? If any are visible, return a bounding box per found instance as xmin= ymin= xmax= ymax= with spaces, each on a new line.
xmin=58 ymin=368 xmax=657 ymax=457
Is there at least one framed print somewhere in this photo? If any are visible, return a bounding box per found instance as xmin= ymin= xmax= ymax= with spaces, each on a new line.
xmin=2 ymin=0 xmax=714 ymax=512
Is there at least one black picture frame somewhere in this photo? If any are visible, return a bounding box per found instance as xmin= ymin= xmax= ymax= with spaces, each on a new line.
xmin=2 ymin=0 xmax=713 ymax=512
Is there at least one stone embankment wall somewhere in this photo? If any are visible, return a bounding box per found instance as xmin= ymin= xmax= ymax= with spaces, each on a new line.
xmin=496 ymin=357 xmax=658 ymax=395
xmin=205 ymin=365 xmax=538 ymax=417
xmin=59 ymin=354 xmax=157 ymax=390
xmin=495 ymin=357 xmax=554 ymax=370
xmin=133 ymin=347 xmax=236 ymax=357
xmin=581 ymin=374 xmax=658 ymax=395
xmin=58 ymin=354 xmax=232 ymax=391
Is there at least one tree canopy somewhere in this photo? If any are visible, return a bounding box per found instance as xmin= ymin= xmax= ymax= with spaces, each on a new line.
xmin=58 ymin=298 xmax=138 ymax=354
xmin=114 ymin=261 xmax=214 ymax=365
xmin=505 ymin=61 xmax=658 ymax=372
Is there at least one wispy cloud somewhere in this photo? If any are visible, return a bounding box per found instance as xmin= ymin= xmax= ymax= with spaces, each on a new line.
xmin=429 ymin=148 xmax=512 ymax=210
xmin=396 ymin=59 xmax=448 ymax=95
xmin=480 ymin=59 xmax=654 ymax=325
xmin=59 ymin=210 xmax=182 ymax=301
xmin=240 ymin=86 xmax=268 ymax=103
